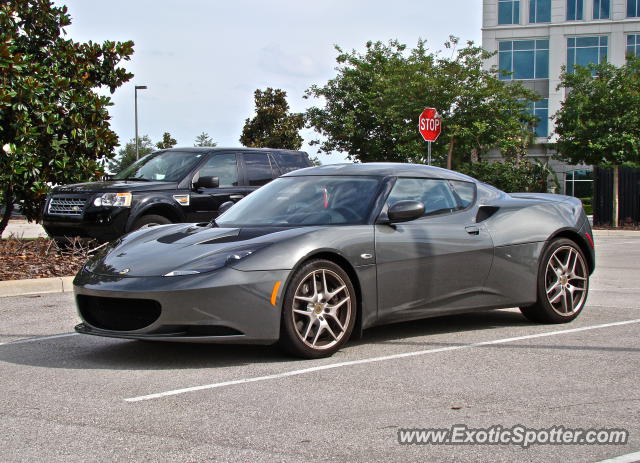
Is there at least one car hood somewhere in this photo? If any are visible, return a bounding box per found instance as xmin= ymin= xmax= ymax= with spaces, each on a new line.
xmin=53 ymin=180 xmax=178 ymax=194
xmin=85 ymin=223 xmax=323 ymax=277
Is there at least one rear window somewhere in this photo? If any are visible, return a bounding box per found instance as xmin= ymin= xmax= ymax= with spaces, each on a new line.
xmin=271 ymin=152 xmax=312 ymax=174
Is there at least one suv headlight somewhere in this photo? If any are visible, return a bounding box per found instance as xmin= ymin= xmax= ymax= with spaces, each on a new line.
xmin=163 ymin=244 xmax=268 ymax=276
xmin=94 ymin=192 xmax=132 ymax=207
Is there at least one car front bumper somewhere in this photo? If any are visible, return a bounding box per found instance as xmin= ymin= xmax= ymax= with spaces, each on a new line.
xmin=73 ymin=266 xmax=290 ymax=344
xmin=43 ymin=207 xmax=130 ymax=242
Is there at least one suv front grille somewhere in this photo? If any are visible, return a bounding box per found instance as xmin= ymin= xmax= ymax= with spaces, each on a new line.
xmin=48 ymin=196 xmax=88 ymax=216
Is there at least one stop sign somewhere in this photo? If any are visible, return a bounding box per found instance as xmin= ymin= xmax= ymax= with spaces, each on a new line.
xmin=418 ymin=108 xmax=442 ymax=142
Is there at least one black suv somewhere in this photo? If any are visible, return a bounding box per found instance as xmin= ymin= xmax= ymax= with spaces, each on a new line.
xmin=42 ymin=147 xmax=313 ymax=242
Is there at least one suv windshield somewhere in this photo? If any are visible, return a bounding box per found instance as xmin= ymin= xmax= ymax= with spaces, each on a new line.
xmin=216 ymin=176 xmax=382 ymax=226
xmin=113 ymin=150 xmax=205 ymax=182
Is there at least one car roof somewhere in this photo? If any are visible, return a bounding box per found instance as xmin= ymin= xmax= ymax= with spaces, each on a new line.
xmin=156 ymin=147 xmax=307 ymax=155
xmin=284 ymin=162 xmax=477 ymax=182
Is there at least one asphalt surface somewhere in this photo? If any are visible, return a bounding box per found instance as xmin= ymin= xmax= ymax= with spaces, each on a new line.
xmin=0 ymin=235 xmax=639 ymax=462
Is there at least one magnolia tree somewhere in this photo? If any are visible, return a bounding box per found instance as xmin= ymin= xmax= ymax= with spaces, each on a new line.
xmin=240 ymin=88 xmax=304 ymax=150
xmin=0 ymin=0 xmax=133 ymax=235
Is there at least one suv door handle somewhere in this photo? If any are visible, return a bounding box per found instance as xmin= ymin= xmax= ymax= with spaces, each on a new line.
xmin=229 ymin=194 xmax=244 ymax=201
xmin=465 ymin=225 xmax=480 ymax=235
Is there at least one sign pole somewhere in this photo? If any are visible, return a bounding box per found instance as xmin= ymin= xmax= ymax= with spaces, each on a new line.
xmin=427 ymin=141 xmax=432 ymax=166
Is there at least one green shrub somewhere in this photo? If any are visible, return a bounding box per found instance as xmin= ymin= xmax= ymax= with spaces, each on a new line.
xmin=458 ymin=159 xmax=555 ymax=193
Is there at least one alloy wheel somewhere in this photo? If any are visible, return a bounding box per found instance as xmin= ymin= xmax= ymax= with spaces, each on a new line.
xmin=544 ymin=245 xmax=588 ymax=316
xmin=292 ymin=268 xmax=352 ymax=350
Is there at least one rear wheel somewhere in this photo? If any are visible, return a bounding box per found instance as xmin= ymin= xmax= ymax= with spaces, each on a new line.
xmin=520 ymin=238 xmax=589 ymax=323
xmin=279 ymin=259 xmax=356 ymax=359
xmin=131 ymin=214 xmax=172 ymax=230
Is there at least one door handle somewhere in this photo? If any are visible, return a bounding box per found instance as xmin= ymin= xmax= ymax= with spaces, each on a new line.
xmin=229 ymin=194 xmax=244 ymax=201
xmin=465 ymin=225 xmax=480 ymax=235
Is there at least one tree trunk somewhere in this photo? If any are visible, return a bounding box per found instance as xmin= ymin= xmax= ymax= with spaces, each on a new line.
xmin=612 ymin=165 xmax=619 ymax=228
xmin=447 ymin=138 xmax=455 ymax=170
xmin=0 ymin=200 xmax=14 ymax=237
xmin=470 ymin=148 xmax=479 ymax=164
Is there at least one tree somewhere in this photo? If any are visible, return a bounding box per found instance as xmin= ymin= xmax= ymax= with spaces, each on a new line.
xmin=0 ymin=0 xmax=133 ymax=235
xmin=458 ymin=158 xmax=556 ymax=193
xmin=305 ymin=38 xmax=538 ymax=168
xmin=194 ymin=132 xmax=216 ymax=147
xmin=554 ymin=57 xmax=640 ymax=227
xmin=240 ymin=88 xmax=304 ymax=150
xmin=156 ymin=132 xmax=177 ymax=149
xmin=107 ymin=135 xmax=154 ymax=174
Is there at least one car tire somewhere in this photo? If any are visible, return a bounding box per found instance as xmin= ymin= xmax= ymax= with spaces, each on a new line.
xmin=520 ymin=238 xmax=589 ymax=324
xmin=131 ymin=214 xmax=172 ymax=230
xmin=279 ymin=259 xmax=357 ymax=359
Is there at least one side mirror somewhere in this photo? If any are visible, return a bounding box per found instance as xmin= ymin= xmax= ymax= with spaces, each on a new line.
xmin=195 ymin=176 xmax=219 ymax=189
xmin=387 ymin=200 xmax=425 ymax=223
xmin=218 ymin=201 xmax=234 ymax=214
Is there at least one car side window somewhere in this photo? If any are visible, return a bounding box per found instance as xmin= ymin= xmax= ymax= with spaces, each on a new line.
xmin=272 ymin=152 xmax=312 ymax=173
xmin=448 ymin=180 xmax=476 ymax=209
xmin=197 ymin=153 xmax=239 ymax=187
xmin=387 ymin=178 xmax=458 ymax=217
xmin=244 ymin=153 xmax=277 ymax=186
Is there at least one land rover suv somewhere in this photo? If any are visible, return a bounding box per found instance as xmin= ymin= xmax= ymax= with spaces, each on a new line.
xmin=42 ymin=147 xmax=313 ymax=242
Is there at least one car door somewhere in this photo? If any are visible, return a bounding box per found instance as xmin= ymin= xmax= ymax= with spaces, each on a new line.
xmin=187 ymin=152 xmax=249 ymax=222
xmin=375 ymin=177 xmax=494 ymax=323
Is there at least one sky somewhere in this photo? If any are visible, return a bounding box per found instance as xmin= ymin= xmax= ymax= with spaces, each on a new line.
xmin=56 ymin=0 xmax=482 ymax=164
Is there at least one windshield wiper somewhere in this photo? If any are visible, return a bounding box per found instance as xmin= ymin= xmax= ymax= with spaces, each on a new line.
xmin=122 ymin=177 xmax=151 ymax=182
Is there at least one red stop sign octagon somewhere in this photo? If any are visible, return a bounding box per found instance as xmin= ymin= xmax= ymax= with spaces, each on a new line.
xmin=418 ymin=108 xmax=442 ymax=142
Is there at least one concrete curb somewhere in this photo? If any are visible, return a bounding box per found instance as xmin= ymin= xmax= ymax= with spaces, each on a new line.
xmin=593 ymin=230 xmax=640 ymax=237
xmin=0 ymin=276 xmax=74 ymax=298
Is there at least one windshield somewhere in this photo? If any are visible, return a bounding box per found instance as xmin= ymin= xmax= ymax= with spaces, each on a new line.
xmin=216 ymin=176 xmax=382 ymax=227
xmin=113 ymin=150 xmax=205 ymax=182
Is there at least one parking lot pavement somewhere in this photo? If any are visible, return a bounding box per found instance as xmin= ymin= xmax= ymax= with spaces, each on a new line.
xmin=0 ymin=235 xmax=638 ymax=462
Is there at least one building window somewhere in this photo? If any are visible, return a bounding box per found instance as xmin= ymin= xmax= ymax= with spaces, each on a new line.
xmin=567 ymin=0 xmax=584 ymax=19
xmin=629 ymin=0 xmax=640 ymax=17
xmin=499 ymin=0 xmax=520 ymax=24
xmin=530 ymin=0 xmax=551 ymax=22
xmin=499 ymin=39 xmax=549 ymax=80
xmin=565 ymin=170 xmax=593 ymax=205
xmin=567 ymin=36 xmax=608 ymax=73
xmin=627 ymin=34 xmax=640 ymax=57
xmin=593 ymin=0 xmax=610 ymax=19
xmin=528 ymin=99 xmax=549 ymax=138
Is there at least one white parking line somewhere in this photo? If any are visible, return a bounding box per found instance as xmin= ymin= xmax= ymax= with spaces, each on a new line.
xmin=0 ymin=332 xmax=78 ymax=346
xmin=124 ymin=318 xmax=640 ymax=403
xmin=594 ymin=450 xmax=640 ymax=463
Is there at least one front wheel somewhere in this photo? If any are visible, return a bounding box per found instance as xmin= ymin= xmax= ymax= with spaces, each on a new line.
xmin=279 ymin=259 xmax=356 ymax=358
xmin=520 ymin=238 xmax=589 ymax=323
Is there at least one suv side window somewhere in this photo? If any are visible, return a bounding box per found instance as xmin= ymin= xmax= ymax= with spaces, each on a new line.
xmin=272 ymin=152 xmax=312 ymax=173
xmin=387 ymin=178 xmax=458 ymax=217
xmin=244 ymin=153 xmax=277 ymax=186
xmin=197 ymin=153 xmax=239 ymax=187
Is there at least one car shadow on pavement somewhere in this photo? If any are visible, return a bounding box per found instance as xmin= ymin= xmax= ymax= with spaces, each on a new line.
xmin=355 ymin=309 xmax=534 ymax=346
xmin=0 ymin=309 xmax=570 ymax=371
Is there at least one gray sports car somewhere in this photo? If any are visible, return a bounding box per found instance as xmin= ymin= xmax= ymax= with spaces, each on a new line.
xmin=74 ymin=163 xmax=595 ymax=358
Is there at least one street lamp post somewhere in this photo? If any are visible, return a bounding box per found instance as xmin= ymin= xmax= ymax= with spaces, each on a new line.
xmin=134 ymin=85 xmax=147 ymax=160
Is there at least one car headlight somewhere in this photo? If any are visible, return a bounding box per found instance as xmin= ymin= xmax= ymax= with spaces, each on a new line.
xmin=163 ymin=244 xmax=268 ymax=276
xmin=94 ymin=192 xmax=132 ymax=207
